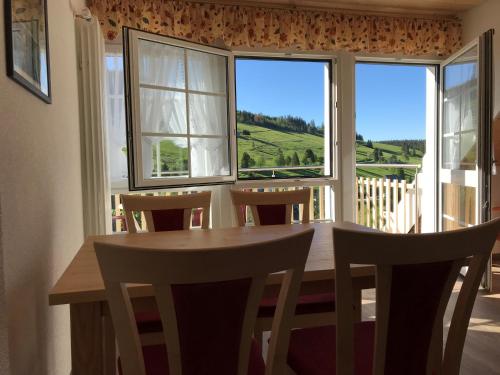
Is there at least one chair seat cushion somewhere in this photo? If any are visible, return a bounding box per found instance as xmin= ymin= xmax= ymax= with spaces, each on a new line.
xmin=259 ymin=292 xmax=335 ymax=317
xmin=118 ymin=339 xmax=265 ymax=375
xmin=287 ymin=321 xmax=375 ymax=375
xmin=135 ymin=311 xmax=163 ymax=333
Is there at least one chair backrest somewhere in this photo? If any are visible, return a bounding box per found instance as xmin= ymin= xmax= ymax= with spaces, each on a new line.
xmin=230 ymin=189 xmax=311 ymax=226
xmin=95 ymin=228 xmax=315 ymax=375
xmin=333 ymin=218 xmax=500 ymax=375
xmin=121 ymin=192 xmax=211 ymax=233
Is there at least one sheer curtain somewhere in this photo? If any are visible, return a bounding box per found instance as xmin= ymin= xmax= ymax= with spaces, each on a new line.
xmin=138 ymin=40 xmax=187 ymax=178
xmin=135 ymin=39 xmax=229 ymax=180
xmin=105 ymin=54 xmax=128 ymax=185
xmin=187 ymin=50 xmax=229 ymax=177
xmin=76 ymin=15 xmax=111 ymax=235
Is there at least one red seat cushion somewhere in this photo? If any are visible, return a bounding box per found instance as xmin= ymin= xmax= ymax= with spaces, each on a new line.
xmin=256 ymin=204 xmax=287 ymax=225
xmin=151 ymin=208 xmax=185 ymax=231
xmin=287 ymin=322 xmax=375 ymax=375
xmin=259 ymin=292 xmax=335 ymax=317
xmin=135 ymin=311 xmax=163 ymax=334
xmin=118 ymin=339 xmax=265 ymax=375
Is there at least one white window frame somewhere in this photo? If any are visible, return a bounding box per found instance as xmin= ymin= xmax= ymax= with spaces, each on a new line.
xmin=124 ymin=28 xmax=237 ymax=189
xmin=232 ymin=51 xmax=338 ymax=187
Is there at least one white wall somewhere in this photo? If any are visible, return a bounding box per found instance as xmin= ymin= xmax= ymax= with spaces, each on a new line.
xmin=0 ymin=0 xmax=85 ymax=373
xmin=461 ymin=0 xmax=500 ymax=251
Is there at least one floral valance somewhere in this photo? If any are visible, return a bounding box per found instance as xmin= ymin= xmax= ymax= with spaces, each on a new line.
xmin=88 ymin=0 xmax=461 ymax=56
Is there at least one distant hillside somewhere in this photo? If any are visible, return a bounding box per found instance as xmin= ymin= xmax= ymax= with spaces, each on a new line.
xmin=236 ymin=122 xmax=424 ymax=181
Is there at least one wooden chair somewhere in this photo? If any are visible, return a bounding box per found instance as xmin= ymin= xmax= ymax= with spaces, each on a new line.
xmin=95 ymin=228 xmax=315 ymax=375
xmin=230 ymin=189 xmax=310 ymax=226
xmin=121 ymin=192 xmax=211 ymax=233
xmin=121 ymin=192 xmax=211 ymax=338
xmin=287 ymin=218 xmax=500 ymax=375
xmin=230 ymin=189 xmax=336 ymax=342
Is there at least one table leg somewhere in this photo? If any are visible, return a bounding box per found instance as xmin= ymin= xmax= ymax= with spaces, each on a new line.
xmin=103 ymin=310 xmax=117 ymax=375
xmin=70 ymin=302 xmax=112 ymax=375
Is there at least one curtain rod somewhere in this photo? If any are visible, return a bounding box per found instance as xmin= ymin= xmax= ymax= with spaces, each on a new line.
xmin=191 ymin=0 xmax=461 ymax=21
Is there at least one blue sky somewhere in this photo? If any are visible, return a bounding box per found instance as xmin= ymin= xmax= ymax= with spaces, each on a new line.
xmin=236 ymin=58 xmax=327 ymax=127
xmin=236 ymin=59 xmax=427 ymax=141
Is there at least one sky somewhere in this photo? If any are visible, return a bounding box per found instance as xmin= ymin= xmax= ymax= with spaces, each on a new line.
xmin=235 ymin=58 xmax=327 ymax=127
xmin=236 ymin=59 xmax=428 ymax=141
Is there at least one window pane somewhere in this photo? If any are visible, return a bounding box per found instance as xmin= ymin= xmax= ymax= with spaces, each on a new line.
xmin=235 ymin=58 xmax=330 ymax=180
xmin=442 ymin=135 xmax=458 ymax=169
xmin=187 ymin=50 xmax=227 ymax=94
xmin=442 ymin=46 xmax=478 ymax=170
xmin=190 ymin=137 xmax=230 ymax=177
xmin=138 ymin=39 xmax=185 ymax=89
xmin=142 ymin=136 xmax=189 ymax=179
xmin=189 ymin=93 xmax=228 ymax=136
xmin=140 ymin=88 xmax=187 ymax=134
xmin=460 ymin=131 xmax=476 ymax=169
xmin=105 ymin=55 xmax=128 ymax=183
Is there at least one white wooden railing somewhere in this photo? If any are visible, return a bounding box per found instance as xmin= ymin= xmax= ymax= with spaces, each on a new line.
xmin=111 ymin=186 xmax=330 ymax=233
xmin=355 ymin=175 xmax=419 ymax=233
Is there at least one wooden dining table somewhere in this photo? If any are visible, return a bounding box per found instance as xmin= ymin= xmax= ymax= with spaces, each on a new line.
xmin=49 ymin=221 xmax=377 ymax=375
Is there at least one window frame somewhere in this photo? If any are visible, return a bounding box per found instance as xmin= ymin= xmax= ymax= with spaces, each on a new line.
xmin=233 ymin=51 xmax=338 ymax=187
xmin=124 ymin=27 xmax=237 ymax=190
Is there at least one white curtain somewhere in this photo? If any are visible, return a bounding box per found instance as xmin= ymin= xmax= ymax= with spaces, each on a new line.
xmin=442 ymin=50 xmax=478 ymax=171
xmin=76 ymin=15 xmax=111 ymax=235
xmin=135 ymin=39 xmax=229 ymax=179
xmin=104 ymin=53 xmax=128 ymax=184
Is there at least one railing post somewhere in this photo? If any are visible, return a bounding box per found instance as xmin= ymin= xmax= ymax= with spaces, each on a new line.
xmin=365 ymin=178 xmax=371 ymax=228
xmin=355 ymin=178 xmax=359 ymax=224
xmin=359 ymin=177 xmax=365 ymax=226
xmin=385 ymin=178 xmax=391 ymax=232
xmin=371 ymin=178 xmax=377 ymax=229
xmin=378 ymin=178 xmax=384 ymax=230
xmin=393 ymin=179 xmax=399 ymax=233
xmin=401 ymin=180 xmax=407 ymax=233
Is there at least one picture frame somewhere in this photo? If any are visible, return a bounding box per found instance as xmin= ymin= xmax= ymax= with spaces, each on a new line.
xmin=4 ymin=0 xmax=51 ymax=103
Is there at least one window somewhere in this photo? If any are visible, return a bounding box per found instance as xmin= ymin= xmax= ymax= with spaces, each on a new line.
xmin=105 ymin=50 xmax=128 ymax=189
xmin=122 ymin=28 xmax=337 ymax=190
xmin=235 ymin=57 xmax=333 ymax=180
xmin=124 ymin=28 xmax=234 ymax=189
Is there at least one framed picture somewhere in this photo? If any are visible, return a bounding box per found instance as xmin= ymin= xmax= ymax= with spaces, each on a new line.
xmin=4 ymin=0 xmax=51 ymax=103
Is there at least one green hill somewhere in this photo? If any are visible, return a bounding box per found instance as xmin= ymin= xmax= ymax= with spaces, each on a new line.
xmin=237 ymin=122 xmax=423 ymax=181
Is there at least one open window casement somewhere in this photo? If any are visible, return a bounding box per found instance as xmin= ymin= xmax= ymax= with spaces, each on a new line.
xmin=124 ymin=28 xmax=236 ymax=189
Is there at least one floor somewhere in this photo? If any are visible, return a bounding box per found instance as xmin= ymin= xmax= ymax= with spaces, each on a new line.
xmin=359 ymin=273 xmax=500 ymax=375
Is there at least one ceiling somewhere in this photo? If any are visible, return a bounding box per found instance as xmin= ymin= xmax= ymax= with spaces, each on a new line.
xmin=236 ymin=0 xmax=485 ymax=16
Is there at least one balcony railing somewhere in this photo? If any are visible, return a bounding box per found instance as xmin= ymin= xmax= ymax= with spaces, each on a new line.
xmin=355 ymin=164 xmax=420 ymax=234
xmin=111 ymin=185 xmax=331 ymax=233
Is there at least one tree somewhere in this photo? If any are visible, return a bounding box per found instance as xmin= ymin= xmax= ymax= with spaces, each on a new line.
xmin=398 ymin=168 xmax=406 ymax=181
xmin=241 ymin=152 xmax=252 ymax=169
xmin=275 ymin=148 xmax=286 ymax=166
xmin=285 ymin=155 xmax=292 ymax=166
xmin=366 ymin=140 xmax=373 ymax=148
xmin=389 ymin=155 xmax=398 ymax=164
xmin=373 ymin=148 xmax=381 ymax=162
xmin=302 ymin=149 xmax=317 ymax=165
xmin=355 ymin=133 xmax=364 ymax=141
xmin=292 ymin=152 xmax=300 ymax=166
xmin=256 ymin=156 xmax=265 ymax=167
xmin=241 ymin=129 xmax=251 ymax=136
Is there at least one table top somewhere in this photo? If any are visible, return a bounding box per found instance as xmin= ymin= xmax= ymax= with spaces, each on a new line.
xmin=49 ymin=221 xmax=376 ymax=306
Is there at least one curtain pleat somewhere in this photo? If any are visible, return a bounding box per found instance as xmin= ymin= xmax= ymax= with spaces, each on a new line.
xmin=76 ymin=16 xmax=111 ymax=235
xmin=88 ymin=0 xmax=461 ymax=56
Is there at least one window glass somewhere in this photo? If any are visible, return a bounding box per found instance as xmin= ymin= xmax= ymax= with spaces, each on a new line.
xmin=235 ymin=58 xmax=331 ymax=180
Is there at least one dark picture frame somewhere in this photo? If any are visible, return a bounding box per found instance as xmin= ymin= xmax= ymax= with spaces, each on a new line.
xmin=4 ymin=0 xmax=51 ymax=103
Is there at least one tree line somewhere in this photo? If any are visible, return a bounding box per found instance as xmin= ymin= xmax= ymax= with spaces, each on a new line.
xmin=237 ymin=110 xmax=323 ymax=136
xmin=240 ymin=148 xmax=321 ymax=169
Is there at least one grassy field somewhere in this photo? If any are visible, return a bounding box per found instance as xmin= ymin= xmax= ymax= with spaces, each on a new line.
xmin=237 ymin=122 xmax=423 ymax=180
xmin=148 ymin=122 xmax=424 ymax=181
